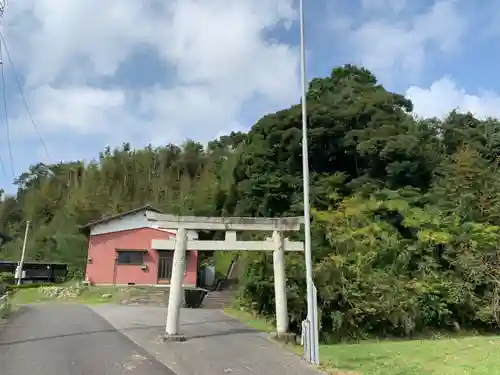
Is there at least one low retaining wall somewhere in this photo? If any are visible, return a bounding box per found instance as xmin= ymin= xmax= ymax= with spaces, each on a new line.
xmin=0 ymin=294 xmax=10 ymax=318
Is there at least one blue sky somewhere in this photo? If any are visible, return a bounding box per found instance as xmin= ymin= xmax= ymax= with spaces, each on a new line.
xmin=1 ymin=0 xmax=500 ymax=193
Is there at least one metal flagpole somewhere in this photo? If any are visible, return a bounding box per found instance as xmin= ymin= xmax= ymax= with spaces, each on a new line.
xmin=299 ymin=0 xmax=319 ymax=365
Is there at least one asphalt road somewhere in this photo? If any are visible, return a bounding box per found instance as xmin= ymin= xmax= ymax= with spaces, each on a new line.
xmin=0 ymin=304 xmax=176 ymax=375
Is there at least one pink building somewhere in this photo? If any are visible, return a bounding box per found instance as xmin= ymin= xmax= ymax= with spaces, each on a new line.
xmin=82 ymin=206 xmax=198 ymax=286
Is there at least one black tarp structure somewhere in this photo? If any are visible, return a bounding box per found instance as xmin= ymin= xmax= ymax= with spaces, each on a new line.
xmin=0 ymin=232 xmax=13 ymax=247
xmin=0 ymin=261 xmax=68 ymax=283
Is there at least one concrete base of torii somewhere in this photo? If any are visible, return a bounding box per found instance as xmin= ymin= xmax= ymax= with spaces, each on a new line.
xmin=272 ymin=332 xmax=298 ymax=344
xmin=163 ymin=333 xmax=187 ymax=342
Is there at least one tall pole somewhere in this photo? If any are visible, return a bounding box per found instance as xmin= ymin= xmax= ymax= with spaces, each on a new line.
xmin=299 ymin=0 xmax=318 ymax=364
xmin=17 ymin=220 xmax=30 ymax=285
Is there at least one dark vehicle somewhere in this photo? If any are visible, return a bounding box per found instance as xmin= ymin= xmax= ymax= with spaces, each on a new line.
xmin=0 ymin=261 xmax=68 ymax=284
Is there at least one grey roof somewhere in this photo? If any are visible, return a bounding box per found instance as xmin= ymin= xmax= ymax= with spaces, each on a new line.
xmin=80 ymin=204 xmax=162 ymax=229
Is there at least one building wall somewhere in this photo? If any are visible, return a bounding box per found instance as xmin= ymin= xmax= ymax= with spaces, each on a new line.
xmin=85 ymin=227 xmax=197 ymax=286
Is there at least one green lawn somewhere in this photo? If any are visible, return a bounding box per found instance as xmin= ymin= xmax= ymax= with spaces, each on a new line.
xmin=224 ymin=307 xmax=276 ymax=333
xmin=224 ymin=308 xmax=500 ymax=375
xmin=10 ymin=284 xmax=124 ymax=305
xmin=321 ymin=336 xmax=500 ymax=375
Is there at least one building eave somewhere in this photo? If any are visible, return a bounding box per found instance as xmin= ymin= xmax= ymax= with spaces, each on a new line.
xmin=78 ymin=204 xmax=163 ymax=234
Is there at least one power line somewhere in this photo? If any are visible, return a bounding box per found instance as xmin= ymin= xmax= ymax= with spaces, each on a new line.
xmin=0 ymin=36 xmax=14 ymax=178
xmin=0 ymin=29 xmax=52 ymax=164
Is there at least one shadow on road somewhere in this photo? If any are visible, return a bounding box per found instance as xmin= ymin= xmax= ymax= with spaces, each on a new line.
xmin=0 ymin=307 xmax=258 ymax=347
xmin=0 ymin=324 xmax=164 ymax=346
xmin=189 ymin=327 xmax=257 ymax=339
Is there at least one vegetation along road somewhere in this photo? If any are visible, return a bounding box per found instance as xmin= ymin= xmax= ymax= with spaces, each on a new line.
xmin=0 ymin=304 xmax=175 ymax=375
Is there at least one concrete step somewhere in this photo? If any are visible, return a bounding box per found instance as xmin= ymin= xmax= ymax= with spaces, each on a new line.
xmin=119 ymin=286 xmax=236 ymax=309
xmin=201 ymin=290 xmax=236 ymax=309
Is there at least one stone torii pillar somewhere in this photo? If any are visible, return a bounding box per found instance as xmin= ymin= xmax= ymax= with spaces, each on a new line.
xmin=164 ymin=227 xmax=187 ymax=340
xmin=147 ymin=213 xmax=304 ymax=341
xmin=272 ymin=230 xmax=288 ymax=335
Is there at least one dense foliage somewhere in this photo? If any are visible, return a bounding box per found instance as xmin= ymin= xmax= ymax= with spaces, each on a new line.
xmin=2 ymin=64 xmax=500 ymax=340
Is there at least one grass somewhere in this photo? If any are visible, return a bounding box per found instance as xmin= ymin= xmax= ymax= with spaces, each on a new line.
xmin=77 ymin=286 xmax=124 ymax=304
xmin=320 ymin=336 xmax=500 ymax=375
xmin=9 ymin=287 xmax=49 ymax=304
xmin=224 ymin=307 xmax=500 ymax=375
xmin=10 ymin=284 xmax=124 ymax=305
xmin=224 ymin=307 xmax=276 ymax=333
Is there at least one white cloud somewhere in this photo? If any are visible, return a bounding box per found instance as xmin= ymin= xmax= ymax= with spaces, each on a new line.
xmin=5 ymin=0 xmax=164 ymax=86
xmin=407 ymin=77 xmax=500 ymax=119
xmin=332 ymin=0 xmax=467 ymax=79
xmin=139 ymin=85 xmax=241 ymax=146
xmin=1 ymin=0 xmax=299 ymax=149
xmin=27 ymin=85 xmax=130 ymax=134
xmin=360 ymin=0 xmax=408 ymax=14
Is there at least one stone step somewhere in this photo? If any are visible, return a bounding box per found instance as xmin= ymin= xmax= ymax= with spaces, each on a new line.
xmin=201 ymin=290 xmax=236 ymax=309
xmin=119 ymin=286 xmax=236 ymax=309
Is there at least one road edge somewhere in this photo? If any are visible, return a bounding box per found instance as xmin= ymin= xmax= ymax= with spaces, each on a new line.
xmin=0 ymin=304 xmax=30 ymax=332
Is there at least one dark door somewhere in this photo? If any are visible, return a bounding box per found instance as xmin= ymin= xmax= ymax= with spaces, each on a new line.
xmin=157 ymin=251 xmax=173 ymax=284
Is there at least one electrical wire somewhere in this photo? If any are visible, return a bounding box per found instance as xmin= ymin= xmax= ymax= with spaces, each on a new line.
xmin=0 ymin=36 xmax=14 ymax=178
xmin=0 ymin=29 xmax=52 ymax=164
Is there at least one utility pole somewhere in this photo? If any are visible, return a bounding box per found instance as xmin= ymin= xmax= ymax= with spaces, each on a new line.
xmin=17 ymin=220 xmax=30 ymax=285
xmin=299 ymin=0 xmax=319 ymax=365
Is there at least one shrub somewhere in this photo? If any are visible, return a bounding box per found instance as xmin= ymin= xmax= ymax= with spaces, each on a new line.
xmin=0 ymin=272 xmax=14 ymax=285
xmin=0 ymin=273 xmax=14 ymax=296
xmin=7 ymin=283 xmax=54 ymax=293
xmin=238 ymin=192 xmax=500 ymax=341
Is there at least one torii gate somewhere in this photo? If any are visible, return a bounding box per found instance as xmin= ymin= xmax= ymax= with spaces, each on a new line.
xmin=146 ymin=212 xmax=305 ymax=341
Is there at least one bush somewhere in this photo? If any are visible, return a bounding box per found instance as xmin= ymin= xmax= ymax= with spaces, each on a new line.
xmin=238 ymin=192 xmax=500 ymax=342
xmin=7 ymin=283 xmax=54 ymax=293
xmin=0 ymin=272 xmax=14 ymax=285
xmin=0 ymin=273 xmax=14 ymax=296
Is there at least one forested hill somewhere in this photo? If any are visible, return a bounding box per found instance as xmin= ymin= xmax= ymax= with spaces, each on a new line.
xmin=3 ymin=64 xmax=500 ymax=339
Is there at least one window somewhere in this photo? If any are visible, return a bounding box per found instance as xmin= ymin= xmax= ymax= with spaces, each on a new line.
xmin=117 ymin=251 xmax=144 ymax=265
